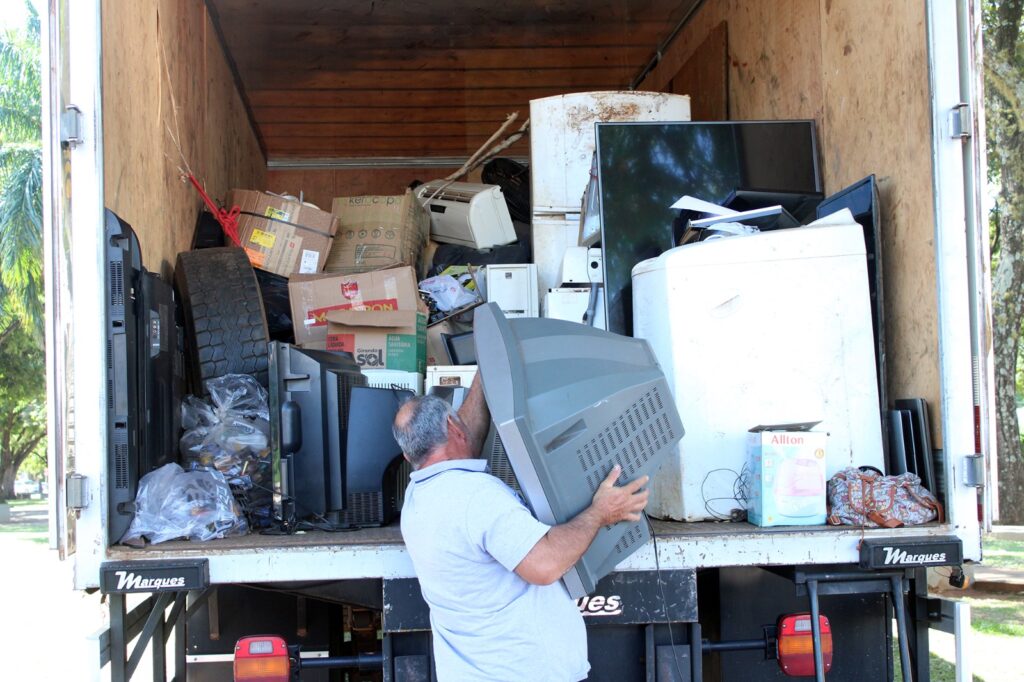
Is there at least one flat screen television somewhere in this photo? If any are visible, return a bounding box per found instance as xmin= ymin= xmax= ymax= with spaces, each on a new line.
xmin=595 ymin=121 xmax=822 ymax=336
xmin=473 ymin=303 xmax=685 ymax=598
xmin=270 ymin=342 xmax=367 ymax=524
xmin=105 ymin=210 xmax=180 ymax=544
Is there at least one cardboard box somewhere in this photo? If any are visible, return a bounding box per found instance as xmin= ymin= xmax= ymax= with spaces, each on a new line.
xmin=226 ymin=189 xmax=338 ymax=278
xmin=326 ymin=191 xmax=430 ymax=275
xmin=288 ymin=266 xmax=420 ymax=348
xmin=326 ymin=307 xmax=426 ymax=374
xmin=746 ymin=423 xmax=827 ymax=527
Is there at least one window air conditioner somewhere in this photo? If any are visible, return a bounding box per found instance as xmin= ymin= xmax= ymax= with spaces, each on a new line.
xmin=415 ymin=181 xmax=517 ymax=250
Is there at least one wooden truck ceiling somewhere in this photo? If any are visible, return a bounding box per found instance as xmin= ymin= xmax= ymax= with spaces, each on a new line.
xmin=207 ymin=0 xmax=699 ymax=161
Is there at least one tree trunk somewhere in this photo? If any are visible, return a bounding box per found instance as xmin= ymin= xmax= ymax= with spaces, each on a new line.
xmin=0 ymin=461 xmax=17 ymax=501
xmin=988 ymin=0 xmax=1024 ymax=525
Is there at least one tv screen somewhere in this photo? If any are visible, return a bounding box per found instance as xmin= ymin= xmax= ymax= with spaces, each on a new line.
xmin=473 ymin=303 xmax=684 ymax=598
xmin=595 ymin=121 xmax=821 ymax=336
xmin=270 ymin=342 xmax=366 ymax=524
xmin=105 ymin=210 xmax=179 ymax=544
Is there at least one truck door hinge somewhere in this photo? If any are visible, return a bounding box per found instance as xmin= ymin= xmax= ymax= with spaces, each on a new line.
xmin=65 ymin=473 xmax=88 ymax=510
xmin=949 ymin=103 xmax=972 ymax=139
xmin=60 ymin=104 xmax=83 ymax=148
xmin=962 ymin=454 xmax=984 ymax=487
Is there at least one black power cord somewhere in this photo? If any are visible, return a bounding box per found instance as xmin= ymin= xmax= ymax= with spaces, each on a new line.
xmin=646 ymin=514 xmax=688 ymax=682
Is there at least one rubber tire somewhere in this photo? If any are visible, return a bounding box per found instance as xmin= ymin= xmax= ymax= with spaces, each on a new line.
xmin=174 ymin=247 xmax=270 ymax=394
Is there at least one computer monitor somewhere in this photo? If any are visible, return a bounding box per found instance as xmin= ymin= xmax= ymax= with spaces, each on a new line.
xmin=269 ymin=342 xmax=367 ymax=523
xmin=594 ymin=121 xmax=821 ymax=336
xmin=473 ymin=303 xmax=685 ymax=597
xmin=341 ymin=386 xmax=414 ymax=527
xmin=105 ymin=210 xmax=180 ymax=544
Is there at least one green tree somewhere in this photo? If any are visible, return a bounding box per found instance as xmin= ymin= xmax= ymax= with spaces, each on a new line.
xmin=0 ymin=1 xmax=44 ymax=501
xmin=0 ymin=324 xmax=44 ymax=500
xmin=986 ymin=0 xmax=1024 ymax=524
xmin=0 ymin=0 xmax=43 ymax=340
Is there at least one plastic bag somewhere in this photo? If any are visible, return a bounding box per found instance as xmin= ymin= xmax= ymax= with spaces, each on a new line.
xmin=121 ymin=463 xmax=248 ymax=545
xmin=180 ymin=374 xmax=271 ymax=490
xmin=419 ymin=274 xmax=480 ymax=312
xmin=179 ymin=374 xmax=273 ymax=527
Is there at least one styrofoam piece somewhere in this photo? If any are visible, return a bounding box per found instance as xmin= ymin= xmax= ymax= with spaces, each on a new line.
xmin=425 ymin=365 xmax=478 ymax=389
xmin=531 ymin=217 xmax=580 ymax=302
xmin=632 ymin=224 xmax=885 ymax=522
xmin=361 ymin=369 xmax=424 ymax=395
xmin=529 ymin=91 xmax=691 ymax=215
xmin=543 ymin=287 xmax=606 ymax=330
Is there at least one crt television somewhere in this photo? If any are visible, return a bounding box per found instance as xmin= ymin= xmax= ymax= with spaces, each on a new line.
xmin=105 ymin=210 xmax=181 ymax=544
xmin=473 ymin=303 xmax=685 ymax=598
xmin=270 ymin=342 xmax=367 ymax=524
xmin=594 ymin=121 xmax=822 ymax=336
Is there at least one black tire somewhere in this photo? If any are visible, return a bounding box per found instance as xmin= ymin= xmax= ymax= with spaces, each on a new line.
xmin=174 ymin=247 xmax=270 ymax=394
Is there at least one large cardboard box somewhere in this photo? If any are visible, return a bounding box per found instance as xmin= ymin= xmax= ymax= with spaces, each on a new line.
xmin=226 ymin=189 xmax=338 ymax=278
xmin=326 ymin=307 xmax=427 ymax=374
xmin=745 ymin=423 xmax=828 ymax=527
xmin=327 ymin=191 xmax=430 ymax=275
xmin=288 ymin=266 xmax=420 ymax=348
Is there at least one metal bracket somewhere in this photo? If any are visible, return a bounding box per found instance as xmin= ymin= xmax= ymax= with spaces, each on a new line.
xmin=66 ymin=472 xmax=88 ymax=510
xmin=60 ymin=104 xmax=83 ymax=148
xmin=962 ymin=453 xmax=985 ymax=487
xmin=949 ymin=103 xmax=972 ymax=139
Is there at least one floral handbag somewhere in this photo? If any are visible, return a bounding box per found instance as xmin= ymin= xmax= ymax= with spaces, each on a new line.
xmin=827 ymin=467 xmax=943 ymax=528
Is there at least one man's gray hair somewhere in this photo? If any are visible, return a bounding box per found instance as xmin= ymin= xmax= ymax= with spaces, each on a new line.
xmin=393 ymin=395 xmax=461 ymax=468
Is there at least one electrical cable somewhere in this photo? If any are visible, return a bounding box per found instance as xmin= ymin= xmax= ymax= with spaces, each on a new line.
xmin=647 ymin=514 xmax=687 ymax=682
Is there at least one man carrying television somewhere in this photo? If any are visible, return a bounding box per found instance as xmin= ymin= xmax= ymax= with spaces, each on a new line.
xmin=393 ymin=376 xmax=650 ymax=681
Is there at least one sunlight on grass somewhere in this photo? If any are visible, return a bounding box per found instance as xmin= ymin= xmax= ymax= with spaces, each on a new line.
xmin=981 ymin=538 xmax=1024 ymax=569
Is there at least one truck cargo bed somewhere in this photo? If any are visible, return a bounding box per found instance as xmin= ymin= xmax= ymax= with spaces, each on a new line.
xmin=105 ymin=520 xmax=958 ymax=585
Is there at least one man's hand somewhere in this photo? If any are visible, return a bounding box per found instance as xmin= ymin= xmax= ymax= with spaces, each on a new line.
xmin=515 ymin=464 xmax=650 ymax=586
xmin=589 ymin=465 xmax=650 ymax=525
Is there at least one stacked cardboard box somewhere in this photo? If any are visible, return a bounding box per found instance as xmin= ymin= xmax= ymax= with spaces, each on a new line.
xmin=326 ymin=191 xmax=430 ymax=275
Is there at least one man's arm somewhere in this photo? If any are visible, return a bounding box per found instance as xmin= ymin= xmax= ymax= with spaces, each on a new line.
xmin=457 ymin=372 xmax=491 ymax=457
xmin=514 ymin=465 xmax=649 ymax=586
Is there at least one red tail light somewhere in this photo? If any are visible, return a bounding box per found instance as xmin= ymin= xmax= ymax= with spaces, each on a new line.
xmin=777 ymin=613 xmax=833 ymax=677
xmin=234 ymin=636 xmax=291 ymax=682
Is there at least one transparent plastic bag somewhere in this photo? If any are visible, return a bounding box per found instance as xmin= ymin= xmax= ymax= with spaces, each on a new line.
xmin=121 ymin=463 xmax=248 ymax=545
xmin=419 ymin=274 xmax=480 ymax=312
xmin=179 ymin=374 xmax=271 ymax=490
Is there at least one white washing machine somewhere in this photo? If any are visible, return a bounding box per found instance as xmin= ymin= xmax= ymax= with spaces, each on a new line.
xmin=632 ymin=223 xmax=885 ymax=522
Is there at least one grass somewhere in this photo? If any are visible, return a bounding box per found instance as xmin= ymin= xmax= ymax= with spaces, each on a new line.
xmin=0 ymin=522 xmax=47 ymax=534
xmin=967 ymin=596 xmax=1024 ymax=638
xmin=981 ymin=538 xmax=1024 ymax=569
xmin=3 ymin=498 xmax=44 ymax=507
xmin=893 ymin=644 xmax=985 ymax=681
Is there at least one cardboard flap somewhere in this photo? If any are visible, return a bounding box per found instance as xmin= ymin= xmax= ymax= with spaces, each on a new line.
xmin=749 ymin=421 xmax=822 ymax=433
xmin=326 ymin=308 xmax=418 ymax=328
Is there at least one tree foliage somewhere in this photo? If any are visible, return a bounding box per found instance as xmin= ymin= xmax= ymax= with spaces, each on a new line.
xmin=986 ymin=0 xmax=1024 ymax=524
xmin=0 ymin=0 xmax=43 ymax=339
xmin=0 ymin=1 xmax=44 ymax=501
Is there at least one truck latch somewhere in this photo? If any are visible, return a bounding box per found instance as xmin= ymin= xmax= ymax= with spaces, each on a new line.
xmin=60 ymin=104 xmax=83 ymax=148
xmin=962 ymin=453 xmax=985 ymax=487
xmin=949 ymin=103 xmax=972 ymax=139
xmin=66 ymin=473 xmax=88 ymax=510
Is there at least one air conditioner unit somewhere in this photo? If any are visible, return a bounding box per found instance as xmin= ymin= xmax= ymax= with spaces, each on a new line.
xmin=415 ymin=182 xmax=517 ymax=250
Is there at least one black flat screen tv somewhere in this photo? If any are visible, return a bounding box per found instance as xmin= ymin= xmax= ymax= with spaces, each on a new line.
xmin=105 ymin=210 xmax=180 ymax=544
xmin=595 ymin=121 xmax=822 ymax=336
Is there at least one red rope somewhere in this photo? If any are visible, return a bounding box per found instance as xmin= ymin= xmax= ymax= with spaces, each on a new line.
xmin=186 ymin=174 xmax=241 ymax=246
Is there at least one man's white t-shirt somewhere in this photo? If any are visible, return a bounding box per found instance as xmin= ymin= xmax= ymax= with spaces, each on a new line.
xmin=401 ymin=458 xmax=589 ymax=681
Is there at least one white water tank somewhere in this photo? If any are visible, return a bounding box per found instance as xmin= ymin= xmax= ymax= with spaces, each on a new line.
xmin=632 ymin=224 xmax=885 ymax=522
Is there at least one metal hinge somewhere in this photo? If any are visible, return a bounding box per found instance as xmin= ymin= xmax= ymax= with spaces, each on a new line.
xmin=949 ymin=103 xmax=972 ymax=139
xmin=962 ymin=454 xmax=984 ymax=487
xmin=66 ymin=473 xmax=88 ymax=510
xmin=60 ymin=104 xmax=83 ymax=148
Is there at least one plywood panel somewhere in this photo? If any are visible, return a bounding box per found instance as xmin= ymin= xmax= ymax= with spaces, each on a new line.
xmin=266 ymin=167 xmax=463 ymax=210
xmin=638 ymin=0 xmax=823 ymax=122
xmin=102 ymin=0 xmax=265 ymax=277
xmin=819 ymin=0 xmax=940 ymax=443
xmin=669 ymin=21 xmax=728 ymax=120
